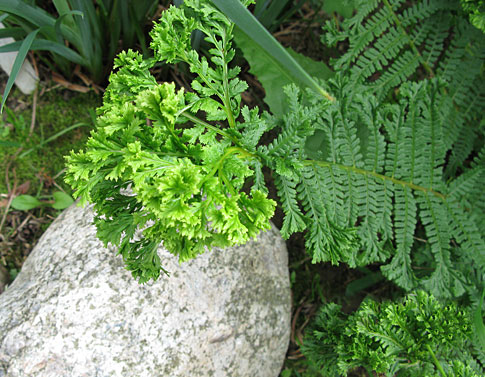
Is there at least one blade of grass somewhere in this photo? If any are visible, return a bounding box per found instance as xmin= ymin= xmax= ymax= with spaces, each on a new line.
xmin=234 ymin=27 xmax=333 ymax=116
xmin=52 ymin=0 xmax=73 ymax=25
xmin=1 ymin=28 xmax=38 ymax=113
xmin=257 ymin=0 xmax=291 ymax=30
xmin=71 ymin=0 xmax=103 ymax=81
xmin=211 ymin=0 xmax=334 ymax=102
xmin=0 ymin=39 xmax=87 ymax=65
xmin=254 ymin=0 xmax=271 ymax=15
xmin=55 ymin=10 xmax=84 ymax=45
xmin=108 ymin=1 xmax=122 ymax=63
xmin=0 ymin=27 xmax=27 ymax=39
xmin=18 ymin=122 xmax=90 ymax=158
xmin=0 ymin=0 xmax=82 ymax=45
xmin=120 ymin=0 xmax=134 ymax=47
xmin=0 ymin=0 xmax=55 ymax=29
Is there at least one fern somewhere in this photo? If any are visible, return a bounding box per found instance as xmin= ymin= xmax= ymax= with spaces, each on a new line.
xmin=65 ymin=0 xmax=485 ymax=299
xmin=65 ymin=0 xmax=277 ymax=283
xmin=302 ymin=291 xmax=483 ymax=377
xmin=272 ymin=75 xmax=484 ymax=298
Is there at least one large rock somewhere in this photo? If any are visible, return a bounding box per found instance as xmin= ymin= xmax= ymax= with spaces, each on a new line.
xmin=0 ymin=204 xmax=290 ymax=377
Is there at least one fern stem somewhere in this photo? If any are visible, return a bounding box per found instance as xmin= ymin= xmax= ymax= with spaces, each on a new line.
xmin=382 ymin=0 xmax=435 ymax=78
xmin=181 ymin=111 xmax=240 ymax=146
xmin=304 ymin=160 xmax=446 ymax=200
xmin=201 ymin=146 xmax=257 ymax=185
xmin=219 ymin=169 xmax=237 ymax=196
xmin=221 ymin=25 xmax=237 ymax=129
xmin=426 ymin=344 xmax=447 ymax=377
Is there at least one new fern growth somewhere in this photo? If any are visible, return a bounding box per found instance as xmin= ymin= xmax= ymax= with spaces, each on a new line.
xmin=66 ymin=0 xmax=484 ymax=300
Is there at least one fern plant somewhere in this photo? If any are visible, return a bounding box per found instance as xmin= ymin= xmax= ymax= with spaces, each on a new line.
xmin=302 ymin=291 xmax=483 ymax=377
xmin=65 ymin=0 xmax=484 ymax=302
xmin=296 ymin=0 xmax=485 ymax=298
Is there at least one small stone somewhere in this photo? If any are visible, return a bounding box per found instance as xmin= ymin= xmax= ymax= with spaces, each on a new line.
xmin=0 ymin=204 xmax=291 ymax=377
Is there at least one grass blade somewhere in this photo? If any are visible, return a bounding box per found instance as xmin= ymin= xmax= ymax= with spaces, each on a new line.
xmin=55 ymin=10 xmax=84 ymax=45
xmin=257 ymin=0 xmax=291 ymax=30
xmin=0 ymin=0 xmax=55 ymax=28
xmin=1 ymin=28 xmax=38 ymax=113
xmin=211 ymin=0 xmax=334 ymax=102
xmin=0 ymin=27 xmax=27 ymax=39
xmin=70 ymin=0 xmax=103 ymax=81
xmin=19 ymin=122 xmax=90 ymax=158
xmin=0 ymin=39 xmax=87 ymax=66
xmin=0 ymin=0 xmax=82 ymax=46
xmin=52 ymin=0 xmax=72 ymax=22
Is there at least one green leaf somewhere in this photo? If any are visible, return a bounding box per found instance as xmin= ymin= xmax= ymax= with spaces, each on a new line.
xmin=54 ymin=10 xmax=84 ymax=45
xmin=280 ymin=369 xmax=292 ymax=377
xmin=52 ymin=191 xmax=74 ymax=209
xmin=0 ymin=26 xmax=26 ymax=39
xmin=11 ymin=195 xmax=42 ymax=210
xmin=322 ymin=0 xmax=356 ymax=18
xmin=234 ymin=27 xmax=333 ymax=116
xmin=1 ymin=28 xmax=39 ymax=113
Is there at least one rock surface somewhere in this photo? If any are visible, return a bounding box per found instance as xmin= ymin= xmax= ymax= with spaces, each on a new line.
xmin=0 ymin=204 xmax=290 ymax=377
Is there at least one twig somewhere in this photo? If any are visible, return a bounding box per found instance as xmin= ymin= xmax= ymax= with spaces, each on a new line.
xmin=10 ymin=213 xmax=32 ymax=238
xmin=28 ymin=88 xmax=38 ymax=139
xmin=290 ymin=304 xmax=304 ymax=344
xmin=0 ymin=169 xmax=17 ymax=236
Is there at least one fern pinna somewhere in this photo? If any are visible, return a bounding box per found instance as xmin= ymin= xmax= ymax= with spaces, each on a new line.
xmin=65 ymin=0 xmax=484 ymax=298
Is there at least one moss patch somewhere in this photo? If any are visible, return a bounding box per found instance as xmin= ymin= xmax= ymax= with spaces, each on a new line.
xmin=0 ymin=89 xmax=101 ymax=196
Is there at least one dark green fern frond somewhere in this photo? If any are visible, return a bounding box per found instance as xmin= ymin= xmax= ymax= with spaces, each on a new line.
xmin=324 ymin=0 xmax=484 ymax=97
xmin=297 ymin=164 xmax=359 ymax=265
xmin=274 ymin=75 xmax=484 ymax=297
xmin=258 ymin=85 xmax=318 ymax=178
xmin=381 ymin=186 xmax=417 ymax=290
xmin=326 ymin=0 xmax=485 ymax=181
xmin=302 ymin=291 xmax=481 ymax=377
xmin=275 ymin=174 xmax=306 ymax=239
